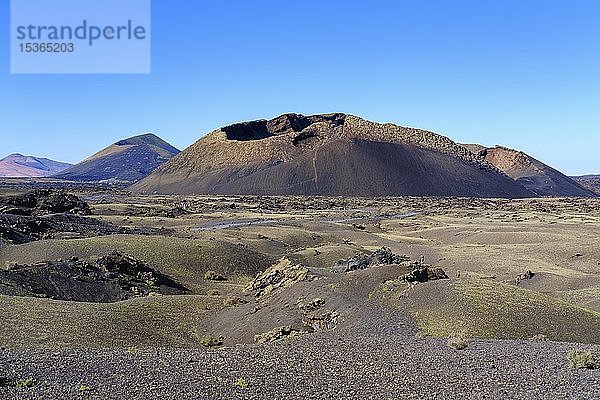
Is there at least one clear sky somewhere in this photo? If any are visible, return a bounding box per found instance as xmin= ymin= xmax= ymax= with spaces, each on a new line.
xmin=1 ymin=0 xmax=599 ymax=174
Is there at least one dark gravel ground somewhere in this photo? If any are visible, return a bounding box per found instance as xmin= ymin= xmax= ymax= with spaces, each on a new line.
xmin=1 ymin=330 xmax=598 ymax=399
xmin=0 ymin=265 xmax=598 ymax=399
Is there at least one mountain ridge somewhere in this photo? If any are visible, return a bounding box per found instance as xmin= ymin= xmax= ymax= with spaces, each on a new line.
xmin=0 ymin=154 xmax=72 ymax=178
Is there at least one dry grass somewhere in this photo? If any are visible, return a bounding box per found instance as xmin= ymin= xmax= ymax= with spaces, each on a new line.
xmin=0 ymin=235 xmax=274 ymax=292
xmin=401 ymin=279 xmax=600 ymax=344
xmin=0 ymin=294 xmax=225 ymax=349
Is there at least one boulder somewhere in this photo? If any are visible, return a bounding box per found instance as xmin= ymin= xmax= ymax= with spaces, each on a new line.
xmin=401 ymin=266 xmax=449 ymax=283
xmin=336 ymin=247 xmax=411 ymax=272
xmin=515 ymin=270 xmax=535 ymax=285
xmin=254 ymin=325 xmax=307 ymax=344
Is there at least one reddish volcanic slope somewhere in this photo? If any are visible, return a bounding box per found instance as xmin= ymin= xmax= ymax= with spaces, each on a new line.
xmin=475 ymin=146 xmax=596 ymax=197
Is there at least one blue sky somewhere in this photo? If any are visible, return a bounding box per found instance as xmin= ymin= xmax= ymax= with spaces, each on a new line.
xmin=1 ymin=0 xmax=599 ymax=174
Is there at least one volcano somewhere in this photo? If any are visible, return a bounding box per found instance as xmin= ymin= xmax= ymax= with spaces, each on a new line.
xmin=132 ymin=114 xmax=535 ymax=198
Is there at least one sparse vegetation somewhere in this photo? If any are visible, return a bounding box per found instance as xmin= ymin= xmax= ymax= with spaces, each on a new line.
xmin=404 ymin=279 xmax=600 ymax=344
xmin=15 ymin=377 xmax=36 ymax=389
xmin=327 ymin=283 xmax=340 ymax=293
xmin=530 ymin=334 xmax=549 ymax=341
xmin=204 ymin=270 xmax=227 ymax=281
xmin=568 ymin=349 xmax=596 ymax=369
xmin=79 ymin=384 xmax=94 ymax=392
xmin=0 ymin=294 xmax=225 ymax=349
xmin=223 ymin=296 xmax=246 ymax=307
xmin=234 ymin=378 xmax=249 ymax=389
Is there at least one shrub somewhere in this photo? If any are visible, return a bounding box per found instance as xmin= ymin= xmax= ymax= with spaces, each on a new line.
xmin=198 ymin=334 xmax=223 ymax=348
xmin=15 ymin=377 xmax=35 ymax=389
xmin=568 ymin=349 xmax=596 ymax=369
xmin=79 ymin=385 xmax=93 ymax=392
xmin=447 ymin=330 xmax=469 ymax=350
xmin=223 ymin=296 xmax=246 ymax=307
xmin=234 ymin=378 xmax=248 ymax=389
xmin=204 ymin=270 xmax=227 ymax=281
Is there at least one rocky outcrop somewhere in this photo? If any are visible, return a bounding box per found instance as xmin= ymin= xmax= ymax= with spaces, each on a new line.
xmin=303 ymin=310 xmax=341 ymax=331
xmin=243 ymin=258 xmax=312 ymax=299
xmin=400 ymin=265 xmax=449 ymax=283
xmin=297 ymin=297 xmax=325 ymax=312
xmin=337 ymin=248 xmax=448 ymax=284
xmin=0 ymin=189 xmax=91 ymax=216
xmin=0 ymin=251 xmax=188 ymax=302
xmin=336 ymin=247 xmax=411 ymax=272
xmin=0 ymin=212 xmax=168 ymax=245
xmin=0 ymin=190 xmax=168 ymax=245
xmin=514 ymin=270 xmax=535 ymax=285
xmin=254 ymin=326 xmax=305 ymax=344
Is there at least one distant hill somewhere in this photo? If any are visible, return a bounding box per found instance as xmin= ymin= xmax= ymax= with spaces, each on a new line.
xmin=571 ymin=175 xmax=600 ymax=195
xmin=0 ymin=154 xmax=72 ymax=178
xmin=132 ymin=113 xmax=534 ymax=198
xmin=468 ymin=146 xmax=596 ymax=197
xmin=54 ymin=133 xmax=180 ymax=182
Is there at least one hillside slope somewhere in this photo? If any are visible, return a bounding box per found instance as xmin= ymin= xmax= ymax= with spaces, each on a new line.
xmin=132 ymin=114 xmax=534 ymax=198
xmin=475 ymin=146 xmax=596 ymax=197
xmin=572 ymin=175 xmax=600 ymax=195
xmin=54 ymin=133 xmax=179 ymax=182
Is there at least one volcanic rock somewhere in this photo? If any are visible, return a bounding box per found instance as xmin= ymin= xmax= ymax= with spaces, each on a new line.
xmin=0 ymin=251 xmax=188 ymax=302
xmin=400 ymin=265 xmax=449 ymax=283
xmin=303 ymin=310 xmax=342 ymax=331
xmin=0 ymin=213 xmax=168 ymax=245
xmin=336 ymin=247 xmax=411 ymax=272
xmin=243 ymin=257 xmax=312 ymax=299
xmin=0 ymin=189 xmax=91 ymax=216
xmin=514 ymin=270 xmax=535 ymax=285
xmin=254 ymin=326 xmax=306 ymax=344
